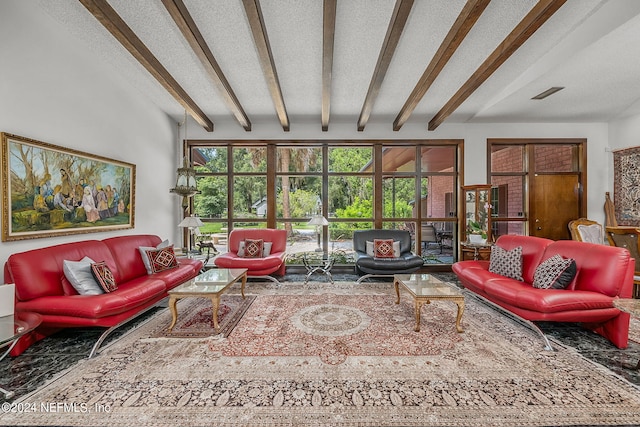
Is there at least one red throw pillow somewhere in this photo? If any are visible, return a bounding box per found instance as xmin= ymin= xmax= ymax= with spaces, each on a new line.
xmin=374 ymin=239 xmax=396 ymax=258
xmin=90 ymin=261 xmax=117 ymax=293
xmin=145 ymin=246 xmax=179 ymax=273
xmin=243 ymin=239 xmax=264 ymax=258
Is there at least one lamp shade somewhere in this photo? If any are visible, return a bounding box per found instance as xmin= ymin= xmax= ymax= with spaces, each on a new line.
xmin=178 ymin=216 xmax=204 ymax=228
xmin=307 ymin=215 xmax=328 ymax=226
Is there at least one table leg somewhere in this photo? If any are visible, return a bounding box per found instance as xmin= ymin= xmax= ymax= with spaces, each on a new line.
xmin=168 ymin=296 xmax=178 ymax=332
xmin=394 ymin=279 xmax=400 ymax=304
xmin=240 ymin=272 xmax=247 ymax=299
xmin=211 ymin=295 xmax=220 ymax=331
xmin=414 ymin=300 xmax=424 ymax=332
xmin=454 ymin=299 xmax=465 ymax=333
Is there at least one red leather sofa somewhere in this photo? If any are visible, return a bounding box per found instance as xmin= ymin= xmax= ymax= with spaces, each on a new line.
xmin=214 ymin=228 xmax=287 ymax=283
xmin=4 ymin=234 xmax=202 ymax=356
xmin=452 ymin=235 xmax=634 ymax=349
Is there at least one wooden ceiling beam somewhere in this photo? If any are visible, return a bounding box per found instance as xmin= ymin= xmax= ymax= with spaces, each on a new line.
xmin=162 ymin=0 xmax=251 ymax=131
xmin=322 ymin=0 xmax=337 ymax=132
xmin=358 ymin=0 xmax=414 ymax=132
xmin=242 ymin=0 xmax=290 ymax=132
xmin=428 ymin=0 xmax=567 ymax=131
xmin=79 ymin=0 xmax=214 ymax=132
xmin=393 ymin=0 xmax=489 ymax=131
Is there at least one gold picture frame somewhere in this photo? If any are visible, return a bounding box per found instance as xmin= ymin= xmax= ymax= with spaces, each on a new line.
xmin=1 ymin=132 xmax=135 ymax=241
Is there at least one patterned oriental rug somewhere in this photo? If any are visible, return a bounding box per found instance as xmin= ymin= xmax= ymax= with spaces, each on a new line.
xmin=4 ymin=281 xmax=640 ymax=427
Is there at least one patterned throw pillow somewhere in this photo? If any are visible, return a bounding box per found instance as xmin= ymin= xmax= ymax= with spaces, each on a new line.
xmin=533 ymin=254 xmax=577 ymax=289
xmin=144 ymin=246 xmax=179 ymax=274
xmin=238 ymin=241 xmax=272 ymax=257
xmin=373 ymin=239 xmax=396 ymax=258
xmin=488 ymin=245 xmax=524 ymax=281
xmin=90 ymin=261 xmax=117 ymax=293
xmin=242 ymin=239 xmax=264 ymax=258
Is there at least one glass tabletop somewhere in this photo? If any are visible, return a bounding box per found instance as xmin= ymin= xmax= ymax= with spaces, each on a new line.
xmin=170 ymin=268 xmax=247 ymax=294
xmin=395 ymin=274 xmax=462 ymax=298
xmin=0 ymin=312 xmax=42 ymax=348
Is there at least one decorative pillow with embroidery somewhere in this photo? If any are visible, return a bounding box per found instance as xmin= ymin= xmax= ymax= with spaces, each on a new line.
xmin=366 ymin=240 xmax=400 ymax=258
xmin=238 ymin=241 xmax=272 ymax=257
xmin=242 ymin=239 xmax=264 ymax=258
xmin=90 ymin=261 xmax=118 ymax=293
xmin=373 ymin=239 xmax=396 ymax=258
xmin=144 ymin=245 xmax=179 ymax=274
xmin=533 ymin=254 xmax=577 ymax=289
xmin=488 ymin=245 xmax=524 ymax=281
xmin=139 ymin=239 xmax=171 ymax=274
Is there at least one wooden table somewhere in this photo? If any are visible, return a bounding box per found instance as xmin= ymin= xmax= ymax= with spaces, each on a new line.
xmin=168 ymin=268 xmax=247 ymax=332
xmin=613 ymin=298 xmax=640 ymax=370
xmin=394 ymin=273 xmax=465 ymax=333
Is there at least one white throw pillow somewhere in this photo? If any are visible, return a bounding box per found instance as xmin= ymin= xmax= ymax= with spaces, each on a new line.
xmin=63 ymin=257 xmax=103 ymax=295
xmin=139 ymin=239 xmax=170 ymax=274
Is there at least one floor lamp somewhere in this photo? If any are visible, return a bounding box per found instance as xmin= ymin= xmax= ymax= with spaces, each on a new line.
xmin=307 ymin=214 xmax=328 ymax=252
xmin=178 ymin=215 xmax=204 ymax=257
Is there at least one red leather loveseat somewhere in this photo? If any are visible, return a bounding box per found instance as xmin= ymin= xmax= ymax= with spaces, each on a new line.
xmin=4 ymin=234 xmax=202 ymax=356
xmin=452 ymin=235 xmax=634 ymax=349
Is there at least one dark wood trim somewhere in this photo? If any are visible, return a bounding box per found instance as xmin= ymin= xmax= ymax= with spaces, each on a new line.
xmin=79 ymin=0 xmax=214 ymax=132
xmin=393 ymin=0 xmax=489 ymax=131
xmin=357 ymin=0 xmax=414 ymax=132
xmin=162 ymin=0 xmax=251 ymax=131
xmin=242 ymin=0 xmax=290 ymax=131
xmin=428 ymin=0 xmax=567 ymax=131
xmin=322 ymin=0 xmax=337 ymax=132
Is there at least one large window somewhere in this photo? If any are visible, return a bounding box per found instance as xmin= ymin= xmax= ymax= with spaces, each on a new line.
xmin=189 ymin=140 xmax=461 ymax=265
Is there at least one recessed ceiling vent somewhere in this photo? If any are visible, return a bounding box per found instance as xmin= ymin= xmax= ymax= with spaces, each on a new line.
xmin=531 ymin=87 xmax=565 ymax=100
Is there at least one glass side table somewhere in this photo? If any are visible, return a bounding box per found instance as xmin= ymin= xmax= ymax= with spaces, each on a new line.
xmin=0 ymin=312 xmax=42 ymax=399
xmin=302 ymin=252 xmax=336 ymax=284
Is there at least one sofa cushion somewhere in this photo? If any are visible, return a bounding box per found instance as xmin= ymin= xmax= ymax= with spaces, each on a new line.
xmin=366 ymin=240 xmax=400 ymax=258
xmin=91 ymin=262 xmax=117 ymax=293
xmin=489 ymin=245 xmax=523 ymax=281
xmin=373 ymin=239 xmax=396 ymax=258
xmin=238 ymin=241 xmax=272 ymax=257
xmin=533 ymin=255 xmax=576 ymax=290
xmin=242 ymin=239 xmax=264 ymax=258
xmin=103 ymin=235 xmax=163 ymax=283
xmin=138 ymin=239 xmax=170 ymax=274
xmin=63 ymin=257 xmax=103 ymax=295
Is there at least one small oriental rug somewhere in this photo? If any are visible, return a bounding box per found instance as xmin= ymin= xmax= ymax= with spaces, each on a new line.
xmin=152 ymin=295 xmax=255 ymax=338
xmin=3 ymin=281 xmax=640 ymax=427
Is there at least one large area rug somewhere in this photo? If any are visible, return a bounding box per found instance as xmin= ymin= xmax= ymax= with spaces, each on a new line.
xmin=4 ymin=280 xmax=640 ymax=427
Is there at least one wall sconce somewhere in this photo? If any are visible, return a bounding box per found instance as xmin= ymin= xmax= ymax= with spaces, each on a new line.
xmin=307 ymin=214 xmax=329 ymax=252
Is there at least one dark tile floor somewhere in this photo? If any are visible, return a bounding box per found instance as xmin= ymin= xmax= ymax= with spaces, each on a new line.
xmin=1 ymin=275 xmax=639 ymax=402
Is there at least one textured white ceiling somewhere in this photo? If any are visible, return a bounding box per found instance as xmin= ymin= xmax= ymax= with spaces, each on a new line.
xmin=36 ymin=0 xmax=640 ymax=131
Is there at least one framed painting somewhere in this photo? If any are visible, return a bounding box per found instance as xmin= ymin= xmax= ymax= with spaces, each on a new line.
xmin=1 ymin=133 xmax=135 ymax=241
xmin=613 ymin=146 xmax=640 ymax=226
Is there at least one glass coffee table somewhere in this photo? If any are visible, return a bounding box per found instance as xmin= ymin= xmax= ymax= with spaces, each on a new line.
xmin=168 ymin=268 xmax=247 ymax=333
xmin=0 ymin=311 xmax=42 ymax=399
xmin=394 ymin=274 xmax=465 ymax=333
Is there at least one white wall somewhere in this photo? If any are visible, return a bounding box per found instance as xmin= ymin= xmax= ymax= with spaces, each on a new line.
xmin=0 ymin=2 xmax=179 ymax=283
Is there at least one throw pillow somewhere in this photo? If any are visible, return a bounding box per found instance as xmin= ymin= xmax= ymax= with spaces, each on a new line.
xmin=533 ymin=254 xmax=577 ymax=289
xmin=90 ymin=261 xmax=118 ymax=293
xmin=367 ymin=240 xmax=400 ymax=257
xmin=139 ymin=239 xmax=171 ymax=274
xmin=373 ymin=239 xmax=396 ymax=258
xmin=144 ymin=245 xmax=179 ymax=274
xmin=62 ymin=257 xmax=104 ymax=295
xmin=242 ymin=239 xmax=264 ymax=258
xmin=488 ymin=245 xmax=524 ymax=281
xmin=238 ymin=241 xmax=272 ymax=257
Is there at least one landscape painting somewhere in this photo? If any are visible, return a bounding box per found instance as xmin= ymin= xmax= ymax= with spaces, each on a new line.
xmin=1 ymin=133 xmax=135 ymax=241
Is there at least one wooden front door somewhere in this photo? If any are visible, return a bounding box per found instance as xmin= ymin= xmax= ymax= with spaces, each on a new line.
xmin=531 ymin=174 xmax=580 ymax=240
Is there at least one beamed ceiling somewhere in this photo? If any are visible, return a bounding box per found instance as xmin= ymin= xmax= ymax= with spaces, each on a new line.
xmin=39 ymin=0 xmax=640 ymax=133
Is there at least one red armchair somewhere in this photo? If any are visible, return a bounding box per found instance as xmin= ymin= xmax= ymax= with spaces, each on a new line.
xmin=214 ymin=228 xmax=287 ymax=284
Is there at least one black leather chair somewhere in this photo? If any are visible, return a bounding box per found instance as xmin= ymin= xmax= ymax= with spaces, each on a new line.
xmin=353 ymin=229 xmax=424 ymax=283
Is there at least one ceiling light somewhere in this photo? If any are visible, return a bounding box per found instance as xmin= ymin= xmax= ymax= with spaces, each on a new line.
xmin=531 ymin=87 xmax=564 ymax=100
